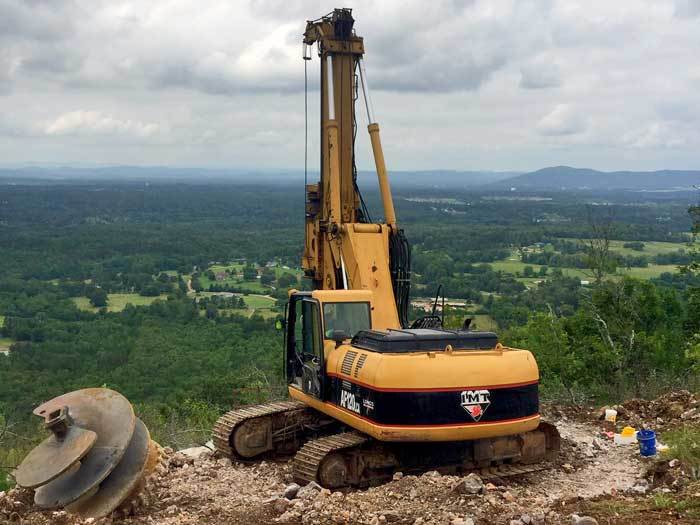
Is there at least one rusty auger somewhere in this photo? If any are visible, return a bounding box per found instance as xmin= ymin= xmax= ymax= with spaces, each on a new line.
xmin=13 ymin=388 xmax=161 ymax=519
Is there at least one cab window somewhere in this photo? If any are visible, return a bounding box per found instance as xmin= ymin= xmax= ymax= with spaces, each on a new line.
xmin=323 ymin=302 xmax=371 ymax=339
xmin=295 ymin=298 xmax=322 ymax=358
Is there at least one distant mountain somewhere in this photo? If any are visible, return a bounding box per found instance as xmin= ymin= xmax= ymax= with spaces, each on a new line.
xmin=0 ymin=166 xmax=520 ymax=188
xmin=0 ymin=166 xmax=282 ymax=182
xmin=3 ymin=164 xmax=698 ymax=191
xmin=492 ymin=166 xmax=700 ymax=191
xmin=358 ymin=170 xmax=520 ymax=188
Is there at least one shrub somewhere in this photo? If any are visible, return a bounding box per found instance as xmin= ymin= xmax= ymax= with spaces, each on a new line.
xmin=663 ymin=425 xmax=700 ymax=479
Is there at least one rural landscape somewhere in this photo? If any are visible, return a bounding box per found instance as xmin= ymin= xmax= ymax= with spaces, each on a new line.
xmin=1 ymin=1 xmax=699 ymax=524
xmin=1 ymin=166 xmax=700 ymax=524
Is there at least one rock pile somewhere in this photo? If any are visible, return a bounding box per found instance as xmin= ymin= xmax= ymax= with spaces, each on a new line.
xmin=616 ymin=390 xmax=700 ymax=429
xmin=5 ymin=405 xmax=690 ymax=524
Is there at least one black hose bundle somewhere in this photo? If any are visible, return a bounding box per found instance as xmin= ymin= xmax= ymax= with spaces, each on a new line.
xmin=389 ymin=230 xmax=411 ymax=328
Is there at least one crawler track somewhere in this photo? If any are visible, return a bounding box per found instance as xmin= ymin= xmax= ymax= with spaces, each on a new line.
xmin=212 ymin=400 xmax=308 ymax=458
xmin=214 ymin=402 xmax=560 ymax=489
xmin=292 ymin=422 xmax=560 ymax=489
xmin=293 ymin=432 xmax=369 ymax=485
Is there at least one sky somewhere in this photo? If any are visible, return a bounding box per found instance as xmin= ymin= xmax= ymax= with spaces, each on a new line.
xmin=0 ymin=0 xmax=699 ymax=172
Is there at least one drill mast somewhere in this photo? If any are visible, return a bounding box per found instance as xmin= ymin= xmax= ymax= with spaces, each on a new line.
xmin=301 ymin=8 xmax=410 ymax=328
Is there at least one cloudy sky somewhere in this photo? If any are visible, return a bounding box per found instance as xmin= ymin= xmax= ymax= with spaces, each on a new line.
xmin=0 ymin=0 xmax=698 ymax=172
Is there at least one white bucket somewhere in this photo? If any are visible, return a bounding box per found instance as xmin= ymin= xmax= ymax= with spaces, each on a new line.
xmin=605 ymin=409 xmax=617 ymax=423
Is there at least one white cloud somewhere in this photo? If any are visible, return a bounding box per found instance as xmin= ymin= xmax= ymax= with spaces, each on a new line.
xmin=520 ymin=59 xmax=562 ymax=89
xmin=45 ymin=110 xmax=163 ymax=139
xmin=674 ymin=0 xmax=700 ymax=17
xmin=0 ymin=54 xmax=14 ymax=94
xmin=0 ymin=0 xmax=78 ymax=41
xmin=622 ymin=121 xmax=698 ymax=149
xmin=0 ymin=112 xmax=34 ymax=137
xmin=536 ymin=104 xmax=587 ymax=136
xmin=0 ymin=1 xmax=698 ymax=170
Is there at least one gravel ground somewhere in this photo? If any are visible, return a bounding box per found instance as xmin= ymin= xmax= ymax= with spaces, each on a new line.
xmin=2 ymin=393 xmax=698 ymax=525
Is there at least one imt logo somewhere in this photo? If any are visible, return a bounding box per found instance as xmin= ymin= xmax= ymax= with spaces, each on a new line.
xmin=340 ymin=390 xmax=361 ymax=414
xmin=460 ymin=389 xmax=491 ymax=422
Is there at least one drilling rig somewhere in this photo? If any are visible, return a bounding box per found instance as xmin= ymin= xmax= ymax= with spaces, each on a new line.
xmin=213 ymin=8 xmax=559 ymax=488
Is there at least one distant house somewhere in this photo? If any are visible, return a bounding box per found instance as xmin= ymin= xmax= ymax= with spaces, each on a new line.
xmin=410 ymin=299 xmax=468 ymax=312
xmin=215 ymin=272 xmax=228 ymax=281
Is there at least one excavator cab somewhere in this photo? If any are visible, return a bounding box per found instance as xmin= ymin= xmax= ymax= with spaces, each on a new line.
xmin=286 ymin=292 xmax=323 ymax=398
xmin=285 ymin=290 xmax=374 ymax=400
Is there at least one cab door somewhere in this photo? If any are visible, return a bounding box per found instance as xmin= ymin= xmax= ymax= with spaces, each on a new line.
xmin=286 ymin=294 xmax=324 ymax=399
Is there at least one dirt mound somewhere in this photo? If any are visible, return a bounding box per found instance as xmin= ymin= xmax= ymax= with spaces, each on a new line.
xmin=617 ymin=390 xmax=700 ymax=429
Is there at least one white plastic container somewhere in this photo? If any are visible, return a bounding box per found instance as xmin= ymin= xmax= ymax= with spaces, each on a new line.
xmin=614 ymin=426 xmax=637 ymax=445
xmin=605 ymin=409 xmax=617 ymax=423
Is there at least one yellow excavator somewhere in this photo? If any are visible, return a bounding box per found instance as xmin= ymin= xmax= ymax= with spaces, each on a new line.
xmin=213 ymin=8 xmax=559 ymax=488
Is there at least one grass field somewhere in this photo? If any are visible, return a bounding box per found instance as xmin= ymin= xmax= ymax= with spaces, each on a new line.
xmin=550 ymin=238 xmax=687 ymax=257
xmin=0 ymin=316 xmax=9 ymax=353
xmin=197 ymin=262 xmax=301 ymax=294
xmin=490 ymin=259 xmax=594 ymax=279
xmin=273 ymin=266 xmax=302 ymax=279
xmin=73 ymin=293 xmax=170 ymax=313
xmin=516 ymin=276 xmax=545 ymax=288
xmin=601 ymin=239 xmax=686 ymax=257
xmin=248 ymin=309 xmax=280 ymax=319
xmin=198 ymin=273 xmax=268 ymax=293
xmin=208 ymin=262 xmax=246 ymax=273
xmin=242 ymin=295 xmax=276 ymax=309
xmin=0 ymin=337 xmax=13 ymax=354
xmin=195 ymin=292 xmax=278 ymax=319
xmin=490 ymin=259 xmax=678 ymax=281
xmin=470 ymin=314 xmax=498 ymax=331
xmin=243 ymin=294 xmax=278 ymax=320
xmin=618 ymin=264 xmax=680 ymax=279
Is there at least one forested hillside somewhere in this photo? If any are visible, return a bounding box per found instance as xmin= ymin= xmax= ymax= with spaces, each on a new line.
xmin=491 ymin=166 xmax=700 ymax=191
xmin=1 ymin=179 xmax=699 ymax=490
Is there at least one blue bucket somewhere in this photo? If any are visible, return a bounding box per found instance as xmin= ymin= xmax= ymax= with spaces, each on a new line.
xmin=637 ymin=429 xmax=657 ymax=457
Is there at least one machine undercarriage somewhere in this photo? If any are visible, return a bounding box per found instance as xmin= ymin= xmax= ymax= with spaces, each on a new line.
xmin=212 ymin=402 xmax=560 ymax=489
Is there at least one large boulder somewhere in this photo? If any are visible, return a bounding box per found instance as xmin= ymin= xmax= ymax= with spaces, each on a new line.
xmin=452 ymin=473 xmax=484 ymax=495
xmin=177 ymin=445 xmax=213 ymax=460
xmin=297 ymin=481 xmax=322 ymax=499
xmin=284 ymin=483 xmax=301 ymax=499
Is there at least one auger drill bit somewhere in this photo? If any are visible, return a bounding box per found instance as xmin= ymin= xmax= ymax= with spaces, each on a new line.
xmin=13 ymin=388 xmax=161 ymax=519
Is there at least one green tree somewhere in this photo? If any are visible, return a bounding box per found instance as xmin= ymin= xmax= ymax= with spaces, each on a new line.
xmin=205 ymin=303 xmax=218 ymax=320
xmin=583 ymin=207 xmax=616 ymax=284
xmin=89 ymin=288 xmax=108 ymax=308
xmin=277 ymin=273 xmax=297 ymax=289
xmin=260 ymin=268 xmax=275 ymax=286
xmin=140 ymin=284 xmax=160 ymax=297
xmin=191 ymin=274 xmax=202 ymax=292
xmin=507 ymin=311 xmax=583 ymax=401
xmin=243 ymin=265 xmax=257 ymax=281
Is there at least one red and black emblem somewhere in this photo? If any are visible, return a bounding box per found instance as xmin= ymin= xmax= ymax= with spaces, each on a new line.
xmin=460 ymin=390 xmax=491 ymax=422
